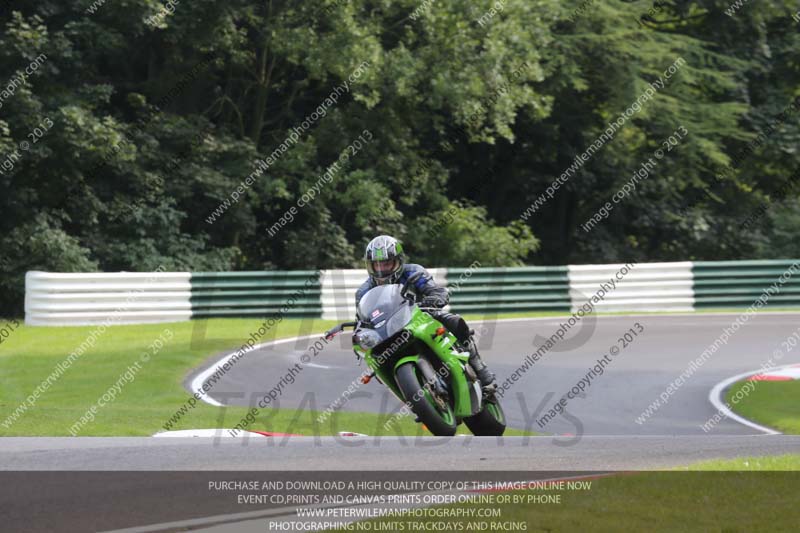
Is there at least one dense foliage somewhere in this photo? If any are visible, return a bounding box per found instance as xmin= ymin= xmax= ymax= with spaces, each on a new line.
xmin=1 ymin=0 xmax=798 ymax=313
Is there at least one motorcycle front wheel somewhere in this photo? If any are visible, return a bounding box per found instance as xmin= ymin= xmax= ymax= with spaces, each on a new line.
xmin=395 ymin=362 xmax=457 ymax=436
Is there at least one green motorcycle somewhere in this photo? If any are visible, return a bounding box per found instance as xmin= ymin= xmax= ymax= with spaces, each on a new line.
xmin=325 ymin=274 xmax=506 ymax=437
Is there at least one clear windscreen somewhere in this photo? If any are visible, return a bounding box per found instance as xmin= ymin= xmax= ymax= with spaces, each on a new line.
xmin=357 ymin=285 xmax=413 ymax=341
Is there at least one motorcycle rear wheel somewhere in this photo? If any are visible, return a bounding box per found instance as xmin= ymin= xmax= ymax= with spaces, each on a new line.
xmin=464 ymin=396 xmax=506 ymax=436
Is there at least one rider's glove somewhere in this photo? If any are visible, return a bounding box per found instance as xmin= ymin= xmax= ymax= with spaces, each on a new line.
xmin=421 ymin=295 xmax=447 ymax=308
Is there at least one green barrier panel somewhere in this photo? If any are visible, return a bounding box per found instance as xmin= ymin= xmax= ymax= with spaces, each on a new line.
xmin=692 ymin=260 xmax=800 ymax=309
xmin=190 ymin=271 xmax=322 ymax=318
xmin=446 ymin=266 xmax=571 ymax=314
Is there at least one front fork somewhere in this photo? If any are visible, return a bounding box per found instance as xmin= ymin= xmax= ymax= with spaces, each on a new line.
xmin=358 ymin=311 xmax=482 ymax=419
xmin=392 ymin=328 xmax=481 ymax=419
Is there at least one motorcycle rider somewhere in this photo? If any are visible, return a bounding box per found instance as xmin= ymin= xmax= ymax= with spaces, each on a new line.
xmin=355 ymin=235 xmax=496 ymax=390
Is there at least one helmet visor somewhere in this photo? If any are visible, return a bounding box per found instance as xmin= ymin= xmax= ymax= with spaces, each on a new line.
xmin=370 ymin=258 xmax=400 ymax=279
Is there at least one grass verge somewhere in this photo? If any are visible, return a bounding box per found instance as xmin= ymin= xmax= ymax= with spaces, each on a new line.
xmin=679 ymin=454 xmax=800 ymax=470
xmin=727 ymin=379 xmax=800 ymax=434
xmin=331 ymin=456 xmax=800 ymax=532
xmin=0 ymin=318 xmax=533 ymax=437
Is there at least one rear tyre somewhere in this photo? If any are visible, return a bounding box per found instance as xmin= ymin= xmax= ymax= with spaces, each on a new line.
xmin=464 ymin=396 xmax=506 ymax=436
xmin=395 ymin=362 xmax=457 ymax=436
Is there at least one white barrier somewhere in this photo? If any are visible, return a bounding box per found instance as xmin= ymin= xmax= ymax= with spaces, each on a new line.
xmin=25 ymin=271 xmax=192 ymax=326
xmin=568 ymin=262 xmax=694 ymax=312
xmin=24 ymin=262 xmax=702 ymax=326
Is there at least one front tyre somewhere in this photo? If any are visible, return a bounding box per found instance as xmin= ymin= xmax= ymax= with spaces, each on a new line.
xmin=395 ymin=363 xmax=457 ymax=436
xmin=464 ymin=396 xmax=506 ymax=436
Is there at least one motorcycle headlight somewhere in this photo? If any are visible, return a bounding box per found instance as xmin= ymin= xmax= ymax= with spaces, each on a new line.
xmin=355 ymin=329 xmax=382 ymax=349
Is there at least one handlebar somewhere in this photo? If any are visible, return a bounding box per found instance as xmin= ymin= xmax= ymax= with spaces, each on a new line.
xmin=324 ymin=321 xmax=357 ymax=340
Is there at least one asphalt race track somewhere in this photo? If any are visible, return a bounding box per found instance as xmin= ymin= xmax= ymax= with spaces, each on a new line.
xmin=3 ymin=313 xmax=800 ymax=532
xmin=2 ymin=434 xmax=800 ymax=471
xmin=189 ymin=312 xmax=800 ymax=437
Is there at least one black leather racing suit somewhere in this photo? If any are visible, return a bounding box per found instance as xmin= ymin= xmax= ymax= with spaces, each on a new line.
xmin=355 ymin=264 xmax=494 ymax=385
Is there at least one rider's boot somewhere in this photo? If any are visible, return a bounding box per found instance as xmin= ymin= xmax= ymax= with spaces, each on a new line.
xmin=465 ymin=338 xmax=496 ymax=391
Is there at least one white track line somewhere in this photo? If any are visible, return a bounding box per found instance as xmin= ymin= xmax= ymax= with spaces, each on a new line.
xmin=188 ymin=317 xmax=579 ymax=407
xmin=191 ymin=334 xmax=319 ymax=406
xmin=189 ymin=316 xmax=570 ymax=406
xmin=193 ymin=312 xmax=800 ymax=407
xmin=708 ymin=367 xmax=787 ymax=435
xmin=303 ymin=362 xmax=334 ymax=369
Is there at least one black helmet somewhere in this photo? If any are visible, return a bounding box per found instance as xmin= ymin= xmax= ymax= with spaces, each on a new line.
xmin=365 ymin=235 xmax=404 ymax=284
